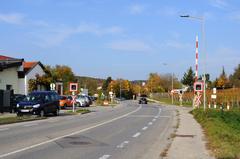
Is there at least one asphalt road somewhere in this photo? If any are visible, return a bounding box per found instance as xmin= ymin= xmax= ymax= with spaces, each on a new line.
xmin=0 ymin=101 xmax=175 ymax=159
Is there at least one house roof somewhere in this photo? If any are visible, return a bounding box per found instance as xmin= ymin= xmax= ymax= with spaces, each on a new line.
xmin=23 ymin=61 xmax=45 ymax=74
xmin=0 ymin=55 xmax=21 ymax=61
xmin=0 ymin=55 xmax=23 ymax=71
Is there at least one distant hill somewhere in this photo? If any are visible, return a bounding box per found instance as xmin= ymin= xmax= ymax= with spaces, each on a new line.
xmin=75 ymin=76 xmax=105 ymax=95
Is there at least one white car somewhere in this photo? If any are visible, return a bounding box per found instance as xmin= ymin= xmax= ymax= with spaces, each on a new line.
xmin=75 ymin=95 xmax=88 ymax=107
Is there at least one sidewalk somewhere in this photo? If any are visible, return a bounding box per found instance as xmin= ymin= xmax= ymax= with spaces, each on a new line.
xmin=166 ymin=107 xmax=215 ymax=159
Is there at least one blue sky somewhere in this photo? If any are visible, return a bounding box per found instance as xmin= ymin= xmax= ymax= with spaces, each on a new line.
xmin=0 ymin=0 xmax=240 ymax=80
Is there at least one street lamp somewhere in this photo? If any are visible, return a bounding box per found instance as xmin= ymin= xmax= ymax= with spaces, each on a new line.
xmin=163 ymin=63 xmax=174 ymax=105
xmin=180 ymin=14 xmax=207 ymax=111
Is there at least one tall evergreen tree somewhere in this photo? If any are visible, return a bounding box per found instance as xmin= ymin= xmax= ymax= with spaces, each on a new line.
xmin=102 ymin=76 xmax=112 ymax=92
xmin=229 ymin=64 xmax=240 ymax=87
xmin=181 ymin=67 xmax=194 ymax=87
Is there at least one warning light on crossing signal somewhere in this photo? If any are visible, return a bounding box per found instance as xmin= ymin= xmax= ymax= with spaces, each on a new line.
xmin=194 ymin=81 xmax=203 ymax=92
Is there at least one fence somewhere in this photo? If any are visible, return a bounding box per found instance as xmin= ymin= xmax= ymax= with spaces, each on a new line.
xmin=151 ymin=88 xmax=240 ymax=108
xmin=0 ymin=90 xmax=13 ymax=113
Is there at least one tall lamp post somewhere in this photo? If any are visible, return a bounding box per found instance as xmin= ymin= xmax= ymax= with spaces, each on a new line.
xmin=180 ymin=15 xmax=206 ymax=111
xmin=163 ymin=63 xmax=174 ymax=105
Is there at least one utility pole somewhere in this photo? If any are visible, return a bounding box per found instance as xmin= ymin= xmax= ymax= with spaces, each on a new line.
xmin=180 ymin=15 xmax=207 ymax=111
xmin=119 ymin=79 xmax=122 ymax=99
xmin=172 ymin=73 xmax=174 ymax=104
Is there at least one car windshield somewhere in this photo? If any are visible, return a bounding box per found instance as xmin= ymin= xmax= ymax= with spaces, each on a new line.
xmin=23 ymin=94 xmax=43 ymax=102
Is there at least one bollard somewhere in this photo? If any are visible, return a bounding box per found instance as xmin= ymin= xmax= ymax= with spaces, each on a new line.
xmin=227 ymin=102 xmax=230 ymax=110
xmin=208 ymin=102 xmax=211 ymax=109
xmin=214 ymin=102 xmax=217 ymax=109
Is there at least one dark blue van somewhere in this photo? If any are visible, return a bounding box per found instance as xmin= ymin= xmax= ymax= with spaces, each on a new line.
xmin=16 ymin=91 xmax=60 ymax=117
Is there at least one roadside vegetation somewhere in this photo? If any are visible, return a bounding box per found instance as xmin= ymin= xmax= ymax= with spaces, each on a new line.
xmin=191 ymin=108 xmax=240 ymax=159
xmin=67 ymin=109 xmax=91 ymax=114
xmin=0 ymin=116 xmax=46 ymax=125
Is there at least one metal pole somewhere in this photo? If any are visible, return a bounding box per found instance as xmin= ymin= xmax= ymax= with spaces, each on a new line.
xmin=172 ymin=73 xmax=174 ymax=104
xmin=202 ymin=18 xmax=206 ymax=111
xmin=120 ymin=79 xmax=122 ymax=99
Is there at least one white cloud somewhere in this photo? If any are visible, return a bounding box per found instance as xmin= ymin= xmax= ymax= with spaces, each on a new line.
xmin=32 ymin=23 xmax=124 ymax=47
xmin=209 ymin=0 xmax=228 ymax=9
xmin=129 ymin=4 xmax=145 ymax=15
xmin=0 ymin=13 xmax=25 ymax=25
xmin=76 ymin=23 xmax=123 ymax=35
xmin=106 ymin=39 xmax=152 ymax=52
xmin=157 ymin=6 xmax=179 ymax=17
xmin=161 ymin=40 xmax=192 ymax=50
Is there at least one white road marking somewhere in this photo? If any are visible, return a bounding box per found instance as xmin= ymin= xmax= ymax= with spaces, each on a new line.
xmin=23 ymin=123 xmax=38 ymax=127
xmin=142 ymin=126 xmax=148 ymax=130
xmin=129 ymin=115 xmax=155 ymax=118
xmin=117 ymin=141 xmax=129 ymax=148
xmin=148 ymin=122 xmax=153 ymax=125
xmin=99 ymin=155 xmax=111 ymax=159
xmin=0 ymin=105 xmax=142 ymax=158
xmin=154 ymin=116 xmax=158 ymax=119
xmin=0 ymin=128 xmax=9 ymax=132
xmin=132 ymin=132 xmax=141 ymax=138
xmin=152 ymin=118 xmax=156 ymax=122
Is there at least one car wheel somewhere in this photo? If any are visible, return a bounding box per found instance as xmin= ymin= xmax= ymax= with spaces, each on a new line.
xmin=39 ymin=110 xmax=45 ymax=117
xmin=76 ymin=102 xmax=80 ymax=107
xmin=63 ymin=103 xmax=67 ymax=109
xmin=54 ymin=109 xmax=59 ymax=116
xmin=17 ymin=112 xmax=23 ymax=117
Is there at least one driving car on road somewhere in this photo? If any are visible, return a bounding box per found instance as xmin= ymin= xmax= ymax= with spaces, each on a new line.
xmin=139 ymin=97 xmax=148 ymax=104
xmin=16 ymin=91 xmax=60 ymax=117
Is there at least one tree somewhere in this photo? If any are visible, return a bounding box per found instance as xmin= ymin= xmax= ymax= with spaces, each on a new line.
xmin=46 ymin=65 xmax=75 ymax=94
xmin=216 ymin=66 xmax=230 ymax=89
xmin=229 ymin=64 xmax=240 ymax=87
xmin=181 ymin=67 xmax=194 ymax=87
xmin=102 ymin=77 xmax=112 ymax=93
xmin=147 ymin=73 xmax=164 ymax=93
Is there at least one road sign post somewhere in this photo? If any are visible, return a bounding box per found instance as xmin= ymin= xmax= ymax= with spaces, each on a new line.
xmin=193 ymin=81 xmax=204 ymax=108
xmin=69 ymin=83 xmax=78 ymax=112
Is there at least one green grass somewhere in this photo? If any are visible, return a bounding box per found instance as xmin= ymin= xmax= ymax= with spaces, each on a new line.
xmin=67 ymin=109 xmax=91 ymax=114
xmin=191 ymin=108 xmax=240 ymax=159
xmin=0 ymin=116 xmax=46 ymax=125
xmin=151 ymin=97 xmax=193 ymax=107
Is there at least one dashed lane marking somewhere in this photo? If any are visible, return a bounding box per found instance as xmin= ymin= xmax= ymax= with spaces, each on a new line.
xmin=132 ymin=132 xmax=141 ymax=138
xmin=142 ymin=126 xmax=148 ymax=130
xmin=148 ymin=122 xmax=153 ymax=125
xmin=117 ymin=141 xmax=129 ymax=148
xmin=99 ymin=155 xmax=111 ymax=159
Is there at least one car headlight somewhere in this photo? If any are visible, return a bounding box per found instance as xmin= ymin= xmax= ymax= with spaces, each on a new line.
xmin=33 ymin=104 xmax=40 ymax=108
xmin=16 ymin=104 xmax=19 ymax=108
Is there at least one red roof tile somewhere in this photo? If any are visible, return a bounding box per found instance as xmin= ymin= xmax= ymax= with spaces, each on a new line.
xmin=0 ymin=55 xmax=15 ymax=60
xmin=23 ymin=61 xmax=38 ymax=73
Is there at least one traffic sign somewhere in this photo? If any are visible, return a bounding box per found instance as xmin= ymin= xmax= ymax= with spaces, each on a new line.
xmin=194 ymin=81 xmax=204 ymax=92
xmin=50 ymin=83 xmax=55 ymax=90
xmin=69 ymin=83 xmax=78 ymax=92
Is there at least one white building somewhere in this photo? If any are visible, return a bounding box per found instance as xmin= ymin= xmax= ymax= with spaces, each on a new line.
xmin=0 ymin=55 xmax=46 ymax=95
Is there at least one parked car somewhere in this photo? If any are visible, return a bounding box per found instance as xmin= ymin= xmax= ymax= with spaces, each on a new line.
xmin=16 ymin=91 xmax=60 ymax=117
xmin=75 ymin=95 xmax=90 ymax=107
xmin=59 ymin=95 xmax=72 ymax=109
xmin=139 ymin=97 xmax=148 ymax=104
xmin=11 ymin=94 xmax=26 ymax=113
